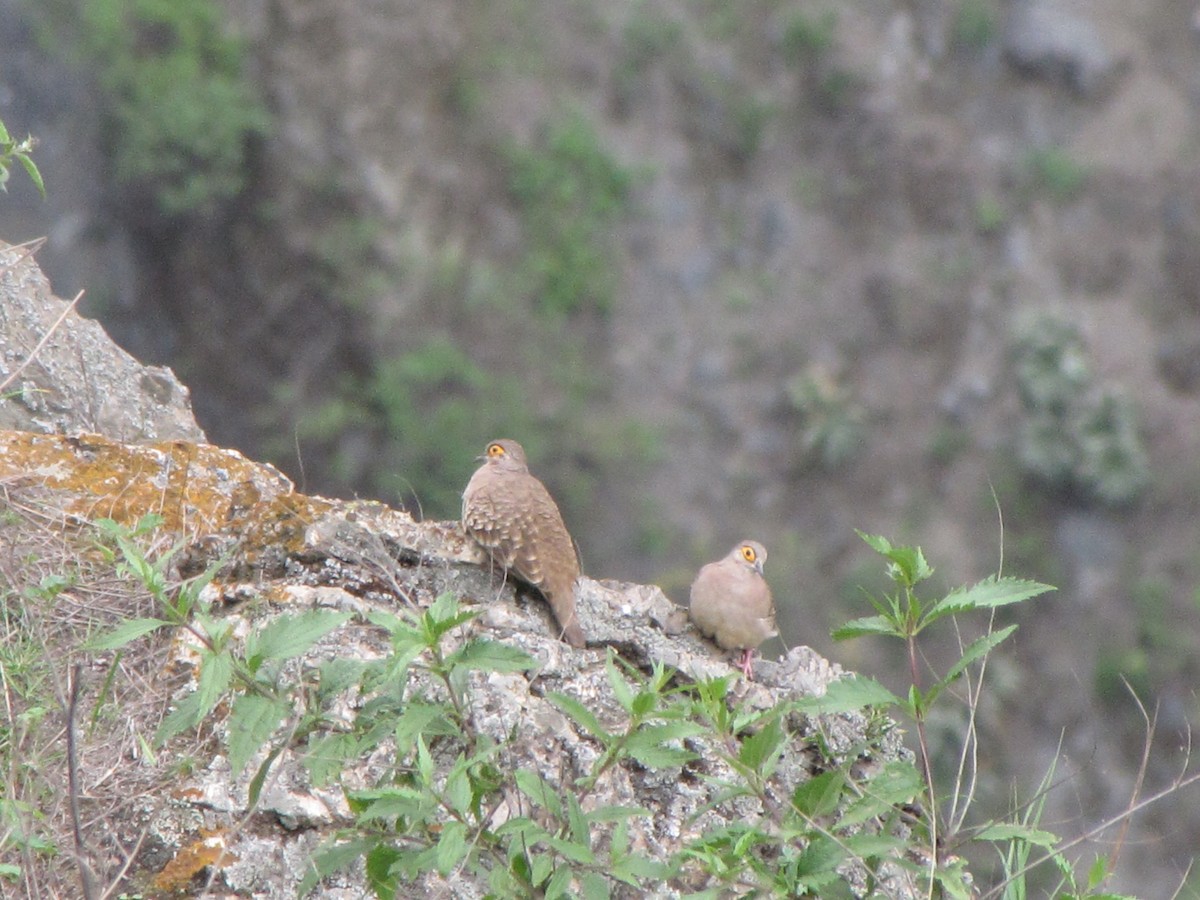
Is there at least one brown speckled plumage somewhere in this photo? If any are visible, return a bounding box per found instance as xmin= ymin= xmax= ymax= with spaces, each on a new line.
xmin=689 ymin=540 xmax=776 ymax=678
xmin=462 ymin=439 xmax=585 ymax=648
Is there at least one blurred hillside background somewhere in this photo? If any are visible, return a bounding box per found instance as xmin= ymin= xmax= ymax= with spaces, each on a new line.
xmin=3 ymin=0 xmax=1200 ymax=892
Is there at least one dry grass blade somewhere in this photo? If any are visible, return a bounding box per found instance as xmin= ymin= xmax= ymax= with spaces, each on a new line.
xmin=0 ymin=288 xmax=85 ymax=395
xmin=0 ymin=484 xmax=192 ymax=896
xmin=0 ymin=236 xmax=47 ymax=279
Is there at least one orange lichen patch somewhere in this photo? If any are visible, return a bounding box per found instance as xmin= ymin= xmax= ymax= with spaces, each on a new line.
xmin=234 ymin=491 xmax=336 ymax=561
xmin=152 ymin=827 xmax=236 ymax=893
xmin=0 ymin=430 xmax=297 ymax=535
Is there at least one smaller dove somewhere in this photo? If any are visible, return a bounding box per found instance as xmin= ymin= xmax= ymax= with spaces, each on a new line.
xmin=689 ymin=540 xmax=777 ymax=679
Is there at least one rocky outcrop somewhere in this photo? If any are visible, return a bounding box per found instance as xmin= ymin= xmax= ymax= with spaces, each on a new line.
xmin=0 ymin=427 xmax=919 ymax=898
xmin=0 ymin=240 xmax=203 ymax=442
xmin=0 ymin=249 xmax=924 ymax=897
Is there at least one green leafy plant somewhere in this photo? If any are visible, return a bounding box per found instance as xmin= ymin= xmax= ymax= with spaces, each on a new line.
xmin=786 ymin=364 xmax=869 ymax=469
xmin=1010 ymin=313 xmax=1149 ymax=505
xmin=828 ymin=532 xmax=1158 ymax=898
xmin=39 ymin=0 xmax=271 ymax=214
xmin=780 ymin=8 xmax=838 ymax=63
xmin=1023 ymin=147 xmax=1088 ymax=203
xmin=301 ymin=615 xmax=691 ymax=897
xmin=952 ymin=0 xmax=998 ymax=52
xmin=0 ymin=119 xmax=44 ymax=198
xmin=71 ymin=513 xmax=1198 ymax=897
xmin=506 ymin=110 xmax=636 ymax=318
xmin=88 ymin=516 xmax=351 ymax=801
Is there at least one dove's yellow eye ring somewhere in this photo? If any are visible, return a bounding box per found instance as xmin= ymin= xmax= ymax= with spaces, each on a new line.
xmin=487 ymin=443 xmax=506 ymax=458
xmin=741 ymin=545 xmax=757 ymax=564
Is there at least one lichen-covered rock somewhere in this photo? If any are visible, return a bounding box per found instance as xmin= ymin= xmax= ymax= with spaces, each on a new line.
xmin=0 ymin=428 xmax=924 ymax=897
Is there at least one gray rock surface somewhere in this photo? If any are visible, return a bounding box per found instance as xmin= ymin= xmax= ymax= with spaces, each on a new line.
xmin=1002 ymin=0 xmax=1126 ymax=98
xmin=0 ymin=239 xmax=204 ymax=441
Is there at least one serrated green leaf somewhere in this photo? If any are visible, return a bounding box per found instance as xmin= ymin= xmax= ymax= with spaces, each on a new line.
xmin=154 ymin=688 xmax=205 ymax=745
xmin=445 ymin=758 xmax=473 ymax=817
xmin=795 ymin=675 xmax=900 ymax=715
xmin=196 ymin=650 xmax=234 ymax=720
xmin=436 ymin=820 xmax=469 ymax=875
xmin=447 ymin=638 xmax=536 ymax=673
xmin=394 ymin=701 xmax=454 ymax=752
xmin=1088 ymin=853 xmax=1109 ymax=889
xmin=928 ymin=625 xmax=1018 ymax=705
xmin=606 ymin=654 xmax=635 ymax=712
xmin=349 ymin=786 xmax=428 ymax=822
xmin=303 ymin=732 xmax=359 ymax=786
xmin=18 ymin=153 xmax=45 ymax=199
xmin=549 ymin=692 xmax=610 ymax=741
xmin=791 ymin=770 xmax=844 ymax=818
xmin=580 ymin=871 xmax=609 ymax=900
xmin=250 ymin=610 xmax=352 ymax=662
xmin=831 ymin=614 xmax=898 ymax=641
xmin=365 ymin=842 xmax=402 ymax=900
xmin=424 ymin=592 xmax=476 ymax=639
xmin=228 ymin=693 xmax=289 ymax=775
xmin=566 ymin=793 xmax=589 ymax=846
xmin=247 ymin=742 xmax=285 ymax=807
xmin=316 ymin=657 xmax=368 ymax=699
xmin=625 ymin=722 xmax=702 ymax=768
xmin=930 ymin=576 xmax=1055 ymax=618
xmin=545 ymin=864 xmax=573 ymax=898
xmin=86 ymin=617 xmax=169 ymax=650
xmin=495 ymin=816 xmax=551 ymax=843
xmin=416 ymin=735 xmax=434 ymax=786
xmin=738 ymin=716 xmax=784 ymax=773
xmin=612 ymin=851 xmax=672 ymax=881
xmin=515 ymin=769 xmax=563 ymax=817
xmin=858 ymin=532 xmax=933 ymax=585
xmin=298 ymin=837 xmax=374 ymax=896
xmin=630 ymin=690 xmax=658 ymax=718
xmin=839 ymin=832 xmax=906 ymax=857
xmin=530 ymin=851 xmax=553 ymax=886
xmin=546 ymin=835 xmax=596 ymax=865
xmin=840 ymin=760 xmax=924 ymax=826
xmin=975 ymin=822 xmax=1059 ymax=847
xmin=793 ymin=834 xmax=845 ymax=876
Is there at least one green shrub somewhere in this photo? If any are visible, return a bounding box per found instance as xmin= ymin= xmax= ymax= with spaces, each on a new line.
xmin=951 ymin=0 xmax=998 ymax=52
xmin=1010 ymin=313 xmax=1148 ymax=505
xmin=1024 ymin=147 xmax=1088 ymax=203
xmin=506 ymin=111 xmax=635 ymax=318
xmin=42 ymin=0 xmax=271 ymax=215
xmin=786 ymin=365 xmax=868 ymax=469
xmin=780 ymin=9 xmax=838 ymax=63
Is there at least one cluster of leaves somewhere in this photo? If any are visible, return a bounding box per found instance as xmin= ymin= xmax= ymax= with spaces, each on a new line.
xmin=0 ymin=118 xmax=44 ymax=198
xmin=86 ymin=517 xmax=1165 ymax=898
xmin=505 ymin=111 xmax=636 ymax=319
xmin=36 ymin=0 xmax=271 ymax=215
xmin=282 ymin=616 xmax=929 ymax=897
xmin=835 ymin=533 xmax=1148 ymax=898
xmin=785 ymin=364 xmax=869 ymax=470
xmin=1010 ymin=312 xmax=1149 ymax=505
xmin=87 ymin=517 xmax=920 ymax=896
